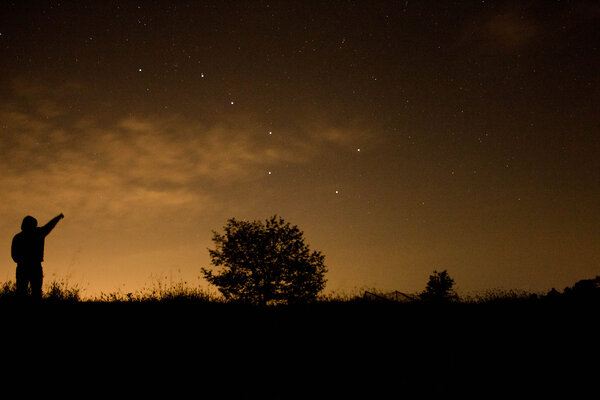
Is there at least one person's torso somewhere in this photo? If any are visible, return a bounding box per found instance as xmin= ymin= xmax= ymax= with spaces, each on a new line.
xmin=13 ymin=229 xmax=46 ymax=263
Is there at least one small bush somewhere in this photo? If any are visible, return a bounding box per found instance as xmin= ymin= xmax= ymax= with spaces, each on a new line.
xmin=44 ymin=280 xmax=81 ymax=302
xmin=420 ymin=270 xmax=458 ymax=302
xmin=0 ymin=281 xmax=17 ymax=300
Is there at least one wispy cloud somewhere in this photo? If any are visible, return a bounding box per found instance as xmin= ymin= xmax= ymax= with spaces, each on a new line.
xmin=455 ymin=6 xmax=541 ymax=55
xmin=0 ymin=78 xmax=372 ymax=226
xmin=486 ymin=12 xmax=539 ymax=51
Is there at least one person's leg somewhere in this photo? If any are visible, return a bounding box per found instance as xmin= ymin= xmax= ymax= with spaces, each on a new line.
xmin=16 ymin=264 xmax=28 ymax=298
xmin=30 ymin=263 xmax=43 ymax=300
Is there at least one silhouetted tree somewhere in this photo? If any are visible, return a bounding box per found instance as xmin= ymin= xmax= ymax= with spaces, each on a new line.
xmin=563 ymin=276 xmax=600 ymax=302
xmin=201 ymin=216 xmax=327 ymax=305
xmin=420 ymin=270 xmax=458 ymax=302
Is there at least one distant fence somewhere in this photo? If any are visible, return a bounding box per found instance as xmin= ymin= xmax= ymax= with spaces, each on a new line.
xmin=363 ymin=290 xmax=417 ymax=302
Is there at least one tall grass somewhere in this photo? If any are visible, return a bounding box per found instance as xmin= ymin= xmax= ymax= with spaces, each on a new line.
xmin=462 ymin=288 xmax=540 ymax=304
xmin=0 ymin=277 xmax=222 ymax=304
xmin=0 ymin=279 xmax=81 ymax=302
xmin=90 ymin=279 xmax=221 ymax=303
xmin=0 ymin=279 xmax=584 ymax=307
xmin=45 ymin=279 xmax=81 ymax=302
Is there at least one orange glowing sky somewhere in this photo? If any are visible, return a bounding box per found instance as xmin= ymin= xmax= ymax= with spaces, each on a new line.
xmin=1 ymin=1 xmax=599 ymax=298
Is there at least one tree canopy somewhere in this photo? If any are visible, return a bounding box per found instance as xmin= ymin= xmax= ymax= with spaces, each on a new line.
xmin=201 ymin=216 xmax=327 ymax=305
xmin=420 ymin=270 xmax=458 ymax=302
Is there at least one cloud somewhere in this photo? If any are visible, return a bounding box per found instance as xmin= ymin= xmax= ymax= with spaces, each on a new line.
xmin=0 ymin=78 xmax=372 ymax=226
xmin=456 ymin=7 xmax=540 ymax=55
xmin=486 ymin=12 xmax=538 ymax=51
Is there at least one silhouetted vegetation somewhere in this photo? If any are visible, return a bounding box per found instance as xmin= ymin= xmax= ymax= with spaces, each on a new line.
xmin=544 ymin=275 xmax=600 ymax=304
xmin=0 ymin=279 xmax=80 ymax=302
xmin=201 ymin=215 xmax=327 ymax=305
xmin=91 ymin=280 xmax=219 ymax=303
xmin=565 ymin=275 xmax=600 ymax=296
xmin=420 ymin=269 xmax=458 ymax=302
xmin=2 ymin=275 xmax=594 ymax=397
xmin=45 ymin=279 xmax=81 ymax=302
xmin=463 ymin=288 xmax=538 ymax=304
xmin=2 ymin=273 xmax=599 ymax=307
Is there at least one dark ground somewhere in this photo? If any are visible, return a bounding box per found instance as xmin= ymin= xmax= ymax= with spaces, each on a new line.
xmin=1 ymin=299 xmax=597 ymax=397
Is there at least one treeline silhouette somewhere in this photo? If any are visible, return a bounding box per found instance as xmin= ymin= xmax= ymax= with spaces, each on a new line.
xmin=3 ymin=214 xmax=596 ymax=396
xmin=6 ymin=213 xmax=597 ymax=308
xmin=2 ymin=275 xmax=596 ymax=397
xmin=1 ymin=274 xmax=599 ymax=306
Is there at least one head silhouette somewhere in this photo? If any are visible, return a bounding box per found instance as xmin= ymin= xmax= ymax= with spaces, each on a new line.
xmin=21 ymin=216 xmax=38 ymax=232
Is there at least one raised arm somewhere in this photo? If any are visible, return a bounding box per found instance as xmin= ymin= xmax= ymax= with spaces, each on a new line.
xmin=40 ymin=213 xmax=64 ymax=236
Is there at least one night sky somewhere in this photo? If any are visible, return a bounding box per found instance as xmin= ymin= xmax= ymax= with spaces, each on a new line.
xmin=1 ymin=1 xmax=598 ymax=297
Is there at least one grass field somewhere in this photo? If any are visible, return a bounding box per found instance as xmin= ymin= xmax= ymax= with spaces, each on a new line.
xmin=1 ymin=280 xmax=597 ymax=397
